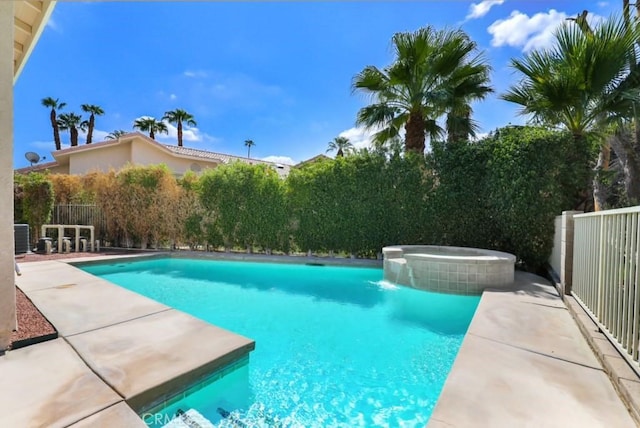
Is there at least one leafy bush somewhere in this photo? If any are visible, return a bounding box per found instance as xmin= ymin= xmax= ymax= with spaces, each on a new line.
xmin=200 ymin=162 xmax=289 ymax=251
xmin=84 ymin=165 xmax=182 ymax=248
xmin=287 ymin=151 xmax=434 ymax=255
xmin=14 ymin=172 xmax=54 ymax=243
xmin=483 ymin=126 xmax=587 ymax=269
xmin=50 ymin=174 xmax=94 ymax=204
xmin=13 ymin=127 xmax=586 ymax=269
xmin=430 ymin=126 xmax=588 ymax=270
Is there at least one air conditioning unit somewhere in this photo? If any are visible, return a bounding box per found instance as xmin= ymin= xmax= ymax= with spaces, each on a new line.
xmin=14 ymin=224 xmax=30 ymax=254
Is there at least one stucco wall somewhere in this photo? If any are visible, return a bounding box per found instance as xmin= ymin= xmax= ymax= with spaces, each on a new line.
xmin=45 ymin=163 xmax=69 ymax=174
xmin=69 ymin=141 xmax=131 ymax=174
xmin=130 ymin=139 xmax=220 ymax=175
xmin=1 ymin=1 xmax=16 ymax=350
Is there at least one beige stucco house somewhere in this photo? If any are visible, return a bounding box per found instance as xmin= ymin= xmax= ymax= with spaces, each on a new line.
xmin=16 ymin=132 xmax=292 ymax=178
xmin=2 ymin=1 xmax=57 ymax=350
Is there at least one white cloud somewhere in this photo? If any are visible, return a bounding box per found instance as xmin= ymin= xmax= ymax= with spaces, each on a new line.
xmin=165 ymin=122 xmax=200 ymax=142
xmin=597 ymin=1 xmax=609 ymax=7
xmin=489 ymin=10 xmax=605 ymax=52
xmin=161 ymin=121 xmax=218 ymax=143
xmin=184 ymin=70 xmax=208 ymax=78
xmin=150 ymin=120 xmax=219 ymax=145
xmin=169 ymin=94 xmax=177 ymax=101
xmin=338 ymin=126 xmax=379 ymax=150
xmin=471 ymin=132 xmax=489 ymax=142
xmin=78 ymin=128 xmax=110 ymax=142
xmin=488 ymin=9 xmax=568 ymax=52
xmin=261 ymin=155 xmax=296 ymax=165
xmin=466 ymin=0 xmax=504 ymax=20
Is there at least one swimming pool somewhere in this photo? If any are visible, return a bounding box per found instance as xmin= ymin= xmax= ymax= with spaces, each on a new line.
xmin=81 ymin=257 xmax=480 ymax=427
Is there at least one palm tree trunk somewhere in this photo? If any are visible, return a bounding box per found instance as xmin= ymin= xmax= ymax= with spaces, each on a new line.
xmin=70 ymin=127 xmax=79 ymax=147
xmin=572 ymin=133 xmax=594 ymax=211
xmin=609 ymin=131 xmax=640 ymax=204
xmin=624 ymin=152 xmax=640 ymax=204
xmin=87 ymin=115 xmax=95 ymax=144
xmin=593 ymin=144 xmax=610 ymax=211
xmin=248 ymin=147 xmax=251 ymax=158
xmin=446 ymin=110 xmax=470 ymax=144
xmin=50 ymin=110 xmax=61 ymax=151
xmin=150 ymin=130 xmax=155 ymax=140
xmin=405 ymin=112 xmax=426 ymax=154
xmin=178 ymin=121 xmax=183 ymax=147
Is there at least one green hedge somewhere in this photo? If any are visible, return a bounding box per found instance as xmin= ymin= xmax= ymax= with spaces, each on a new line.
xmin=199 ymin=162 xmax=289 ymax=251
xmin=430 ymin=126 xmax=591 ymax=270
xmin=14 ymin=172 xmax=54 ymax=243
xmin=287 ymin=151 xmax=432 ymax=256
xmin=13 ymin=126 xmax=589 ymax=269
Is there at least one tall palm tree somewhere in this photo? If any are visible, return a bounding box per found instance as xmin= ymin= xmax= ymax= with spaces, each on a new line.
xmin=162 ymin=109 xmax=197 ymax=147
xmin=133 ymin=117 xmax=168 ymax=140
xmin=41 ymin=97 xmax=65 ymax=150
xmin=244 ymin=139 xmax=255 ymax=158
xmin=445 ymin=64 xmax=493 ymax=143
xmin=57 ymin=112 xmax=85 ymax=147
xmin=326 ymin=136 xmax=354 ymax=157
xmin=501 ymin=15 xmax=640 ymax=207
xmin=81 ymin=104 xmax=105 ymax=144
xmin=106 ymin=130 xmax=127 ymax=140
xmin=352 ymin=26 xmax=492 ymax=153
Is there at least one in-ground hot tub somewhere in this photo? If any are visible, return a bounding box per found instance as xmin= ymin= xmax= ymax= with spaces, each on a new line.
xmin=383 ymin=245 xmax=516 ymax=295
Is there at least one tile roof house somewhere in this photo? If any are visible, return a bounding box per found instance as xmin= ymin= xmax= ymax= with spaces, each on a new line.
xmin=16 ymin=132 xmax=292 ymax=178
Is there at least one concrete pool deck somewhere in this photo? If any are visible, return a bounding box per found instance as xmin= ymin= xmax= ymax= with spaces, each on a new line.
xmin=0 ymin=254 xmax=637 ymax=427
xmin=1 ymin=255 xmax=255 ymax=427
xmin=429 ymin=271 xmax=638 ymax=427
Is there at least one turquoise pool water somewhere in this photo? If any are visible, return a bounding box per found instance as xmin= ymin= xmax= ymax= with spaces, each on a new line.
xmin=82 ymin=258 xmax=480 ymax=427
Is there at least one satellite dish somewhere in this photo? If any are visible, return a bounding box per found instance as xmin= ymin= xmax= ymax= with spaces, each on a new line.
xmin=25 ymin=152 xmax=40 ymax=166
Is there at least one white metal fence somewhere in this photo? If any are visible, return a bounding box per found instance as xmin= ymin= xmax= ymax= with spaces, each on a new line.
xmin=572 ymin=206 xmax=640 ymax=369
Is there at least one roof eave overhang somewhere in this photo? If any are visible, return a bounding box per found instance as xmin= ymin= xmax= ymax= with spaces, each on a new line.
xmin=14 ymin=1 xmax=57 ymax=83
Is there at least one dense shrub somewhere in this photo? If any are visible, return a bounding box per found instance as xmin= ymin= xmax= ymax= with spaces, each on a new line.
xmin=483 ymin=126 xmax=588 ymax=269
xmin=85 ymin=165 xmax=182 ymax=248
xmin=287 ymin=151 xmax=433 ymax=256
xmin=430 ymin=126 xmax=589 ymax=270
xmin=200 ymin=162 xmax=289 ymax=252
xmin=429 ymin=140 xmax=493 ymax=248
xmin=178 ymin=171 xmax=207 ymax=249
xmin=12 ymin=127 xmax=587 ymax=268
xmin=50 ymin=174 xmax=94 ymax=204
xmin=14 ymin=172 xmax=55 ymax=243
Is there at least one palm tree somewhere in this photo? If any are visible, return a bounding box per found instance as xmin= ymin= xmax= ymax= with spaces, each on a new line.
xmin=162 ymin=109 xmax=197 ymax=147
xmin=106 ymin=130 xmax=127 ymax=140
xmin=244 ymin=139 xmax=255 ymax=158
xmin=501 ymin=15 xmax=640 ymax=207
xmin=81 ymin=104 xmax=105 ymax=144
xmin=133 ymin=117 xmax=168 ymax=140
xmin=41 ymin=97 xmax=65 ymax=150
xmin=352 ymin=26 xmax=492 ymax=154
xmin=445 ymin=64 xmax=493 ymax=143
xmin=57 ymin=112 xmax=85 ymax=147
xmin=326 ymin=136 xmax=354 ymax=157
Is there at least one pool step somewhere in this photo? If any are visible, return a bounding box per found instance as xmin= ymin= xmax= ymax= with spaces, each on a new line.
xmin=163 ymin=409 xmax=214 ymax=428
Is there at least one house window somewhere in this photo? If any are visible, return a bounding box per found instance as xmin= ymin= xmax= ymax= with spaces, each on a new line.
xmin=190 ymin=163 xmax=202 ymax=172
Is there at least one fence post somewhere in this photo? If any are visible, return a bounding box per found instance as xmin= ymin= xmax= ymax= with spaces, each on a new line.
xmin=560 ymin=210 xmax=582 ymax=295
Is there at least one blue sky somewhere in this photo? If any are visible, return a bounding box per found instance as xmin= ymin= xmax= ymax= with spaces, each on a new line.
xmin=13 ymin=0 xmax=617 ymax=168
